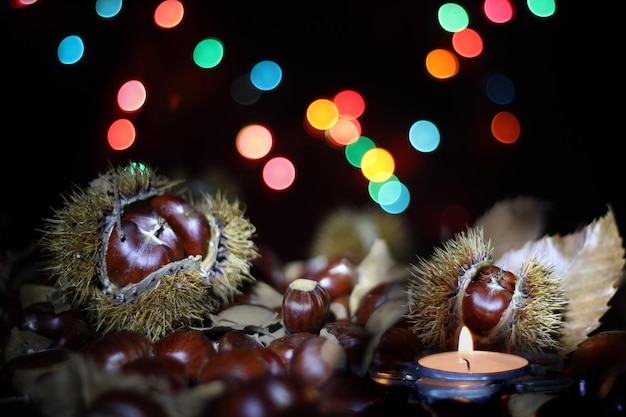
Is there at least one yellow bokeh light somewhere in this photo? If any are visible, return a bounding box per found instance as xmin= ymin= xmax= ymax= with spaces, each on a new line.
xmin=306 ymin=98 xmax=339 ymax=131
xmin=360 ymin=148 xmax=395 ymax=183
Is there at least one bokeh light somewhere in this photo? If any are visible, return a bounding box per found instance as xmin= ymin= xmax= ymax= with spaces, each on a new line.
xmin=231 ymin=74 xmax=262 ymax=105
xmin=333 ymin=90 xmax=365 ymax=119
xmin=193 ymin=38 xmax=224 ymax=69
xmin=117 ymin=80 xmax=147 ymax=112
xmin=452 ymin=28 xmax=483 ymax=58
xmin=236 ymin=124 xmax=273 ymax=160
xmin=491 ymin=111 xmax=521 ymax=143
xmin=57 ymin=35 xmax=84 ymax=65
xmin=345 ymin=136 xmax=376 ymax=168
xmin=485 ymin=72 xmax=515 ymax=105
xmin=380 ymin=182 xmax=410 ymax=214
xmin=95 ymin=0 xmax=123 ymax=19
xmin=107 ymin=118 xmax=136 ymax=151
xmin=250 ymin=60 xmax=283 ymax=91
xmin=438 ymin=3 xmax=469 ymax=32
xmin=326 ymin=117 xmax=361 ymax=146
xmin=409 ymin=119 xmax=440 ymax=153
xmin=483 ymin=0 xmax=515 ymax=24
xmin=154 ymin=0 xmax=184 ymax=29
xmin=306 ymin=98 xmax=339 ymax=131
xmin=527 ymin=0 xmax=556 ymax=17
xmin=425 ymin=49 xmax=459 ymax=79
xmin=361 ymin=148 xmax=395 ymax=183
xmin=263 ymin=157 xmax=296 ymax=191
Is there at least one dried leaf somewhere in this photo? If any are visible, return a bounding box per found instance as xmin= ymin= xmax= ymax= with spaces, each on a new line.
xmin=474 ymin=196 xmax=551 ymax=260
xmin=495 ymin=206 xmax=625 ymax=353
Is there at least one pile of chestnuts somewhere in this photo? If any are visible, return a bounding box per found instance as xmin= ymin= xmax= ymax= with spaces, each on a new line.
xmin=1 ymin=240 xmax=625 ymax=417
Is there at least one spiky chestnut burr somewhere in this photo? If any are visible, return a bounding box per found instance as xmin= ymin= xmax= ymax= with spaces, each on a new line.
xmin=406 ymin=227 xmax=567 ymax=354
xmin=38 ymin=161 xmax=258 ymax=342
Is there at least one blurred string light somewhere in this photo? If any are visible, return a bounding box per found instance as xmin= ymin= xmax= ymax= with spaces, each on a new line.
xmin=154 ymin=0 xmax=184 ymax=29
xmin=452 ymin=28 xmax=483 ymax=58
xmin=345 ymin=136 xmax=376 ymax=168
xmin=250 ymin=60 xmax=283 ymax=91
xmin=231 ymin=74 xmax=262 ymax=105
xmin=9 ymin=0 xmax=38 ymax=8
xmin=236 ymin=124 xmax=273 ymax=160
xmin=425 ymin=48 xmax=459 ymax=79
xmin=117 ymin=80 xmax=147 ymax=112
xmin=57 ymin=35 xmax=84 ymax=65
xmin=263 ymin=157 xmax=296 ymax=191
xmin=333 ymin=90 xmax=365 ymax=119
xmin=438 ymin=3 xmax=469 ymax=32
xmin=483 ymin=0 xmax=514 ymax=24
xmin=306 ymin=98 xmax=339 ymax=131
xmin=409 ymin=120 xmax=440 ymax=153
xmin=107 ymin=119 xmax=135 ymax=151
xmin=95 ymin=0 xmax=123 ymax=19
xmin=491 ymin=111 xmax=520 ymax=143
xmin=527 ymin=0 xmax=556 ymax=18
xmin=485 ymin=72 xmax=515 ymax=105
xmin=193 ymin=38 xmax=224 ymax=69
xmin=326 ymin=117 xmax=362 ymax=146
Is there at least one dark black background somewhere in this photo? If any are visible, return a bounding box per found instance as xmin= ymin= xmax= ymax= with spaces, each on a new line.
xmin=2 ymin=1 xmax=623 ymax=262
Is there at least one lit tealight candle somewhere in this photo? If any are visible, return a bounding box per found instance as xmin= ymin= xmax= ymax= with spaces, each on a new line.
xmin=417 ymin=326 xmax=529 ymax=381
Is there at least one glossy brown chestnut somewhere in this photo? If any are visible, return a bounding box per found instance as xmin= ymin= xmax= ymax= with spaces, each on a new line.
xmin=121 ymin=355 xmax=190 ymax=392
xmin=312 ymin=255 xmax=358 ymax=301
xmin=282 ymin=278 xmax=331 ymax=334
xmin=289 ymin=335 xmax=346 ymax=389
xmin=80 ymin=329 xmax=155 ymax=371
xmin=49 ymin=318 xmax=92 ymax=351
xmin=320 ymin=321 xmax=373 ymax=376
xmin=207 ymin=374 xmax=315 ymax=417
xmin=20 ymin=302 xmax=81 ymax=338
xmin=218 ymin=329 xmax=264 ymax=351
xmin=366 ymin=326 xmax=423 ymax=370
xmin=354 ymin=280 xmax=406 ymax=328
xmin=196 ymin=348 xmax=273 ymax=384
xmin=106 ymin=206 xmax=185 ymax=287
xmin=267 ymin=332 xmax=317 ymax=368
xmin=461 ymin=265 xmax=516 ymax=336
xmin=86 ymin=389 xmax=169 ymax=417
xmin=154 ymin=327 xmax=216 ymax=382
xmin=149 ymin=194 xmax=211 ymax=257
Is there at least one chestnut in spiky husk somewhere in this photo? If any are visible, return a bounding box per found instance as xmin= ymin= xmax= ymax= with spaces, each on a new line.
xmin=406 ymin=227 xmax=567 ymax=353
xmin=39 ymin=162 xmax=258 ymax=342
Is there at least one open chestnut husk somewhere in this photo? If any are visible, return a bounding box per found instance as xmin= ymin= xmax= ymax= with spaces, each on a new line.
xmin=39 ymin=161 xmax=258 ymax=342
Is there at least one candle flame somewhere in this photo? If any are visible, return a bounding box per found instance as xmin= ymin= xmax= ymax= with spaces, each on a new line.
xmin=458 ymin=326 xmax=474 ymax=356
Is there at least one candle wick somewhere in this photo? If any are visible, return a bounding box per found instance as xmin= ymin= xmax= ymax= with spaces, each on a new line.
xmin=460 ymin=357 xmax=471 ymax=371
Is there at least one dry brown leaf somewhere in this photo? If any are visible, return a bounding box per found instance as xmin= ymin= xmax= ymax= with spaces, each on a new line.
xmin=494 ymin=206 xmax=625 ymax=354
xmin=474 ymin=196 xmax=551 ymax=260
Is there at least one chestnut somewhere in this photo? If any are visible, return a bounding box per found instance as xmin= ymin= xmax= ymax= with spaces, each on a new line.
xmin=354 ymin=280 xmax=406 ymax=328
xmin=3 ymin=348 xmax=74 ymax=394
xmin=289 ymin=335 xmax=346 ymax=389
xmin=49 ymin=318 xmax=92 ymax=351
xmin=320 ymin=321 xmax=373 ymax=376
xmin=80 ymin=329 xmax=155 ymax=371
xmin=121 ymin=355 xmax=190 ymax=392
xmin=282 ymin=278 xmax=331 ymax=334
xmin=267 ymin=332 xmax=317 ymax=368
xmin=106 ymin=206 xmax=185 ymax=287
xmin=149 ymin=194 xmax=211 ymax=257
xmin=196 ymin=348 xmax=274 ymax=384
xmin=20 ymin=302 xmax=81 ymax=338
xmin=154 ymin=327 xmax=216 ymax=382
xmin=86 ymin=389 xmax=169 ymax=417
xmin=207 ymin=374 xmax=316 ymax=417
xmin=311 ymin=255 xmax=358 ymax=301
xmin=363 ymin=326 xmax=423 ymax=373
xmin=461 ymin=265 xmax=516 ymax=337
xmin=218 ymin=329 xmax=264 ymax=351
